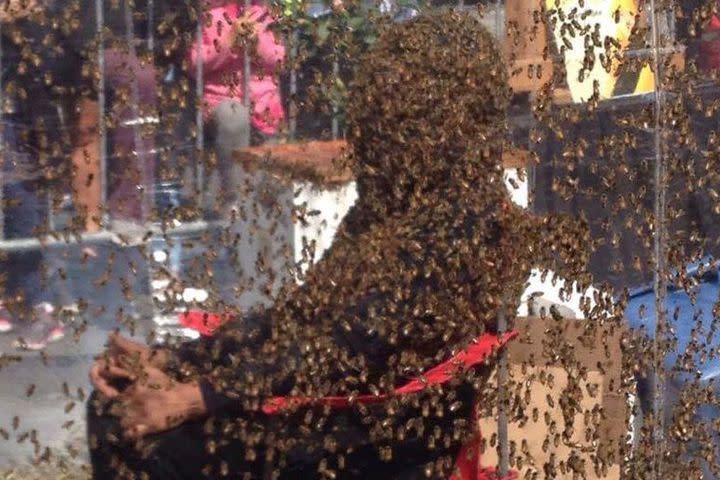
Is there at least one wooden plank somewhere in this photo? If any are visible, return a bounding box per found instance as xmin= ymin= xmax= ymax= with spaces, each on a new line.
xmin=477 ymin=315 xmax=627 ymax=479
xmin=505 ymin=0 xmax=553 ymax=94
xmin=234 ymin=140 xmax=354 ymax=187
xmin=234 ymin=141 xmax=530 ymax=186
xmin=503 ymin=148 xmax=531 ymax=169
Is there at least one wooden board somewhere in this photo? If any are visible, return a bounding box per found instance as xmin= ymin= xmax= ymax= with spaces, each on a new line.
xmin=235 ymin=141 xmax=531 ymax=186
xmin=505 ymin=0 xmax=554 ymax=93
xmin=234 ymin=140 xmax=354 ymax=188
xmin=477 ymin=316 xmax=627 ymax=479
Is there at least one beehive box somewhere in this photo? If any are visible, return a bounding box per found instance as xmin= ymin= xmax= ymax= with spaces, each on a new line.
xmin=477 ymin=316 xmax=627 ymax=480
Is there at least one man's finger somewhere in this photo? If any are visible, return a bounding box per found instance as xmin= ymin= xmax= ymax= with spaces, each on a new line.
xmin=123 ymin=423 xmax=148 ymax=441
xmin=106 ymin=364 xmax=136 ymax=380
xmin=108 ymin=332 xmax=131 ymax=352
xmin=89 ymin=365 xmax=120 ymax=398
xmin=109 ymin=332 xmax=142 ymax=352
xmin=91 ymin=377 xmax=119 ymax=398
xmin=90 ymin=361 xmax=122 ymax=396
xmin=109 ymin=334 xmax=149 ymax=362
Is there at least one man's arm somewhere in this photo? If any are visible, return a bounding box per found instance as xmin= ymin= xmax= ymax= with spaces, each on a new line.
xmin=71 ymin=98 xmax=102 ymax=232
xmin=163 ymin=309 xmax=290 ymax=414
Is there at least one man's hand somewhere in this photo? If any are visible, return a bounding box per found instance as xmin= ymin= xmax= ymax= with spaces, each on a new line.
xmin=89 ymin=332 xmax=168 ymax=398
xmin=107 ymin=332 xmax=168 ymax=370
xmin=111 ymin=366 xmax=206 ymax=440
xmin=89 ymin=355 xmax=132 ymax=398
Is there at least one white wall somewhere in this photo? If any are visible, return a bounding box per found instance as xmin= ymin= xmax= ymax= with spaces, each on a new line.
xmin=152 ymin=165 xmax=596 ymax=327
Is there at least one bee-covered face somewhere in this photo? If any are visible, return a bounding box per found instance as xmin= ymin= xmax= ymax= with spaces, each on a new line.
xmin=345 ymin=12 xmax=512 ymax=216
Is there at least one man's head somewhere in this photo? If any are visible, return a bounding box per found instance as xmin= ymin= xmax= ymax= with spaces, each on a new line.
xmin=346 ymin=11 xmax=511 ymax=215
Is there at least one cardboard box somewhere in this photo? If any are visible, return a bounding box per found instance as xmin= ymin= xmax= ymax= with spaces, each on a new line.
xmin=477 ymin=316 xmax=627 ymax=479
xmin=504 ymin=0 xmax=554 ymax=94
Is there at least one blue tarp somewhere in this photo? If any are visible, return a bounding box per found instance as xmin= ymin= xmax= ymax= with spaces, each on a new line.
xmin=626 ymin=259 xmax=720 ymax=474
xmin=626 ymin=259 xmax=720 ymax=384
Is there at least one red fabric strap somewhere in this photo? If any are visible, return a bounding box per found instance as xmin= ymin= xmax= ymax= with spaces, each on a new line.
xmin=177 ymin=310 xmax=517 ymax=415
xmin=178 ymin=310 xmax=518 ymax=480
xmin=178 ymin=311 xmax=229 ymax=336
xmin=260 ymin=331 xmax=517 ymax=415
xmin=710 ymin=14 xmax=720 ymax=31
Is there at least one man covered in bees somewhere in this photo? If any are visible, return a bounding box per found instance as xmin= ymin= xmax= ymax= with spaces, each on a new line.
xmin=87 ymin=10 xmax=587 ymax=479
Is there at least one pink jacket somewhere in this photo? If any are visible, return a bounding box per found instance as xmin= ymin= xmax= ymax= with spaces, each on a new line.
xmin=189 ymin=0 xmax=286 ymax=135
xmin=700 ymin=14 xmax=720 ymax=72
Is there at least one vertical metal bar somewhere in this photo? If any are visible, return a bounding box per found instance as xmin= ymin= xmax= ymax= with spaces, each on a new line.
xmin=241 ymin=0 xmax=253 ymax=147
xmin=494 ymin=1 xmax=508 ymax=478
xmin=96 ymin=0 xmax=109 ymax=227
xmin=0 ymin=20 xmax=6 ymax=240
xmin=331 ymin=59 xmax=339 ymax=140
xmin=666 ymin=9 xmax=676 ymax=42
xmin=243 ymin=0 xmax=251 ymax=108
xmin=50 ymin=102 xmax=68 ymax=232
xmin=195 ymin=2 xmax=205 ymax=198
xmin=47 ymin=192 xmax=55 ymax=231
xmin=496 ymin=301 xmax=509 ymax=478
xmin=288 ymin=3 xmax=298 ymax=142
xmin=648 ymin=0 xmax=666 ymax=477
xmin=494 ymin=0 xmax=503 ymax=35
xmin=147 ymin=0 xmax=155 ymax=52
xmin=124 ymin=0 xmax=152 ymax=223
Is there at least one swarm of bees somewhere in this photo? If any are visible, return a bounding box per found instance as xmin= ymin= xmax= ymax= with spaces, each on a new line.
xmin=2 ymin=0 xmax=720 ymax=479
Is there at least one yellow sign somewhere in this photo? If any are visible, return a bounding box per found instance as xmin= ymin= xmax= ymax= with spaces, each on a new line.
xmin=546 ymin=0 xmax=654 ymax=102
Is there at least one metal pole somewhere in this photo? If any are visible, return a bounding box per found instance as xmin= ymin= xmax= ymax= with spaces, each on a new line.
xmin=0 ymin=230 xmax=118 ymax=252
xmin=124 ymin=0 xmax=152 ymax=224
xmin=243 ymin=0 xmax=251 ymax=108
xmin=648 ymin=0 xmax=667 ymax=477
xmin=0 ymin=221 xmax=217 ymax=251
xmin=147 ymin=0 xmax=155 ymax=52
xmin=331 ymin=59 xmax=339 ymax=140
xmin=241 ymin=0 xmax=253 ymax=147
xmin=288 ymin=4 xmax=298 ymax=141
xmin=195 ymin=2 xmax=205 ymax=199
xmin=47 ymin=192 xmax=55 ymax=231
xmin=496 ymin=301 xmax=509 ymax=478
xmin=95 ymin=0 xmax=109 ymax=227
xmin=49 ymin=103 xmax=70 ymax=233
xmin=494 ymin=1 xmax=508 ymax=477
xmin=0 ymin=20 xmax=5 ymax=240
xmin=494 ymin=0 xmax=503 ymax=34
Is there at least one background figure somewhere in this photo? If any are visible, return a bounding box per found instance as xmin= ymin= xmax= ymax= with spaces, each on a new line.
xmin=71 ymin=97 xmax=103 ymax=233
xmin=0 ymin=121 xmax=61 ymax=348
xmin=0 ymin=0 xmax=97 ymax=349
xmin=104 ymin=48 xmax=158 ymax=224
xmin=71 ymin=0 xmax=161 ymax=227
xmin=698 ymin=5 xmax=720 ymax=73
xmin=188 ymin=0 xmax=285 ymax=216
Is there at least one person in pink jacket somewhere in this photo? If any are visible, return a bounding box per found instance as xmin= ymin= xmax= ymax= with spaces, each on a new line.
xmin=699 ymin=12 xmax=720 ymax=73
xmin=189 ymin=0 xmax=286 ymax=213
